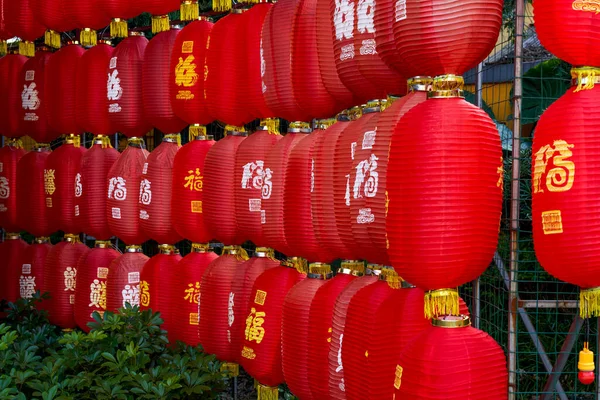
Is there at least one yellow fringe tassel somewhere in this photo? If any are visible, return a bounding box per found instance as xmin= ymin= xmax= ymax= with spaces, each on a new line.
xmin=189 ymin=124 xmax=207 ymax=141
xmin=45 ymin=30 xmax=61 ymax=49
xmin=80 ymin=28 xmax=97 ymax=47
xmin=572 ymin=67 xmax=600 ymax=92
xmin=152 ymin=15 xmax=170 ymax=34
xmin=580 ymin=287 xmax=600 ymax=318
xmin=180 ymin=1 xmax=199 ymax=21
xmin=19 ymin=41 xmax=35 ymax=57
xmin=110 ymin=19 xmax=128 ymax=38
xmin=257 ymin=384 xmax=279 ymax=400
xmin=7 ymin=138 xmax=24 ymax=149
xmin=65 ymin=134 xmax=81 ymax=148
xmin=64 ymin=233 xmax=81 ymax=244
xmin=94 ymin=135 xmax=113 ymax=149
xmin=341 ymin=260 xmax=365 ymax=276
xmin=0 ymin=40 xmax=6 ymax=56
xmin=212 ymin=0 xmax=232 ymax=12
xmin=223 ymin=245 xmax=249 ymax=261
xmin=260 ymin=118 xmax=280 ymax=135
xmin=164 ymin=133 xmax=182 ymax=146
xmin=424 ymin=288 xmax=460 ymax=319
xmin=315 ymin=118 xmax=337 ymax=130
xmin=284 ymin=257 xmax=308 ymax=274
xmin=309 ymin=262 xmax=332 ymax=278
xmin=219 ymin=362 xmax=239 ymax=377
xmin=255 ymin=247 xmax=277 ymax=261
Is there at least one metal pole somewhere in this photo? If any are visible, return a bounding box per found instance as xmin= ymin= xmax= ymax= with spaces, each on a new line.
xmin=472 ymin=61 xmax=484 ymax=329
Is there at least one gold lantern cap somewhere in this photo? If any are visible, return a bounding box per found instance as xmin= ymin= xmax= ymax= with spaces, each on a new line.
xmin=5 ymin=232 xmax=20 ymax=240
xmin=34 ymin=236 xmax=50 ymax=244
xmin=571 ymin=67 xmax=600 ymax=92
xmin=407 ymin=76 xmax=434 ymax=93
xmin=432 ymin=314 xmax=471 ymax=329
xmin=308 ymin=262 xmax=332 ymax=280
xmin=94 ymin=240 xmax=111 ymax=249
xmin=224 ymin=125 xmax=247 ymax=137
xmin=64 ymin=234 xmax=81 ymax=244
xmin=288 ymin=121 xmax=312 ymax=133
xmin=127 ymin=137 xmax=145 ymax=148
xmin=125 ymin=245 xmax=143 ymax=253
xmin=33 ymin=143 xmax=51 ymax=152
xmin=315 ymin=118 xmax=337 ymax=130
xmin=428 ymin=75 xmax=464 ymax=99
xmin=340 ymin=260 xmax=365 ymax=276
xmin=158 ymin=244 xmax=175 ymax=255
xmin=191 ymin=243 xmax=210 ymax=253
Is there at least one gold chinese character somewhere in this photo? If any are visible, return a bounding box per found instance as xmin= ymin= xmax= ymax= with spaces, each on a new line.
xmin=89 ymin=279 xmax=106 ymax=309
xmin=191 ymin=201 xmax=202 ymax=213
xmin=533 ymin=140 xmax=575 ymax=194
xmin=241 ymin=345 xmax=256 ymax=360
xmin=184 ymin=168 xmax=203 ymax=191
xmin=44 ymin=169 xmax=56 ymax=195
xmin=189 ymin=312 xmax=199 ymax=325
xmin=184 ymin=282 xmax=201 ymax=304
xmin=140 ymin=280 xmax=150 ymax=307
xmin=175 ymin=55 xmax=199 ymax=87
xmin=244 ymin=307 xmax=266 ymax=344
xmin=541 ymin=210 xmax=564 ymax=235
xmin=497 ymin=157 xmax=504 ymax=190
xmin=394 ymin=365 xmax=403 ymax=389
xmin=181 ymin=40 xmax=194 ymax=53
xmin=64 ymin=267 xmax=76 ymax=291
xmin=254 ymin=290 xmax=267 ymax=305
xmin=97 ymin=267 xmax=109 ymax=279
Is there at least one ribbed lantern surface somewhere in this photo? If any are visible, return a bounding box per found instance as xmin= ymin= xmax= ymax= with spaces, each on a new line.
xmin=0 ymin=234 xmax=29 ymax=304
xmin=0 ymin=141 xmax=26 ymax=233
xmin=106 ymin=246 xmax=149 ymax=311
xmin=4 ymin=0 xmax=45 ymax=47
xmin=19 ymin=237 xmax=52 ymax=300
xmin=0 ymin=55 xmax=27 ymax=138
xmin=17 ymin=146 xmax=53 ymax=237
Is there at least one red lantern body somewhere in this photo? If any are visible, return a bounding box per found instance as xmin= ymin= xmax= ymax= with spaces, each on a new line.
xmin=19 ymin=238 xmax=52 ymax=300
xmin=43 ymin=236 xmax=90 ymax=329
xmin=387 ymin=97 xmax=502 ymax=291
xmin=0 ymin=143 xmax=26 ymax=232
xmin=0 ymin=235 xmax=29 ymax=303
xmin=234 ymin=129 xmax=281 ymax=245
xmin=108 ymin=36 xmax=152 ymax=138
xmin=169 ymin=19 xmax=213 ymax=126
xmin=17 ymin=147 xmax=53 ymax=237
xmin=77 ymin=139 xmax=119 ymax=240
xmin=395 ymin=316 xmax=508 ymax=399
xmin=106 ymin=247 xmax=149 ymax=312
xmin=139 ymin=138 xmax=182 ymax=245
xmin=169 ymin=247 xmax=218 ymax=346
xmin=103 ymin=0 xmax=141 ymax=20
xmin=143 ymin=30 xmax=186 ymax=135
xmin=145 ymin=0 xmax=180 ymax=17
xmin=72 ymin=0 xmax=111 ymax=31
xmin=392 ymin=0 xmax=502 ymax=78
xmin=203 ymin=132 xmax=246 ymax=245
xmin=74 ymin=244 xmax=119 ymax=332
xmin=107 ymin=141 xmax=149 ymax=245
xmin=239 ymin=265 xmax=306 ymax=387
xmin=0 ymin=55 xmax=27 ymax=138
xmin=31 ymin=0 xmax=76 ymax=34
xmin=373 ymin=0 xmax=403 ymax=72
xmin=4 ymin=0 xmax=45 ymax=43
xmin=0 ymin=0 xmax=12 ymax=41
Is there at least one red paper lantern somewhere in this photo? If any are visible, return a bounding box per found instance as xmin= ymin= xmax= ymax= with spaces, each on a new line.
xmin=203 ymin=128 xmax=247 ymax=245
xmin=0 ymin=0 xmax=12 ymax=42
xmin=143 ymin=30 xmax=186 ymax=135
xmin=107 ymin=35 xmax=152 ymax=138
xmin=144 ymin=0 xmax=180 ymax=34
xmin=394 ymin=315 xmax=508 ymax=399
xmin=0 ymin=141 xmax=26 ymax=232
xmin=169 ymin=19 xmax=213 ymax=126
xmin=282 ymin=263 xmax=332 ymax=400
xmin=31 ymin=0 xmax=76 ymax=37
xmin=71 ymin=0 xmax=111 ymax=45
xmin=19 ymin=237 xmax=52 ymax=300
xmin=234 ymin=127 xmax=281 ymax=245
xmin=74 ymin=241 xmax=119 ymax=332
xmin=102 ymin=0 xmax=143 ymax=38
xmin=17 ymin=145 xmax=53 ymax=237
xmin=391 ymin=0 xmax=502 ymax=78
xmin=0 ymin=233 xmax=29 ymax=303
xmin=239 ymin=263 xmax=306 ymax=390
xmin=169 ymin=244 xmax=218 ymax=346
xmin=139 ymin=136 xmax=182 ymax=245
xmin=198 ymin=247 xmax=249 ymax=361
xmin=372 ymin=0 xmax=403 ymax=73
xmin=0 ymin=54 xmax=27 ymax=138
xmin=106 ymin=138 xmax=149 ymax=245
xmin=43 ymin=234 xmax=90 ymax=329
xmin=229 ymin=248 xmax=280 ymax=363
xmin=4 ymin=0 xmax=45 ymax=53
xmin=106 ymin=245 xmax=149 ymax=312
xmin=76 ymin=43 xmax=114 ymax=135
xmin=45 ymin=136 xmax=86 ymax=234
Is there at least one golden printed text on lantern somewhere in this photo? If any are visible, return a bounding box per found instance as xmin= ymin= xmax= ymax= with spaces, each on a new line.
xmin=175 ymin=40 xmax=199 ymax=100
xmin=241 ymin=290 xmax=268 ymax=361
xmin=140 ymin=281 xmax=150 ymax=307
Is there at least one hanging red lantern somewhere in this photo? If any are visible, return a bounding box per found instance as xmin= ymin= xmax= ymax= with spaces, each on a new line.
xmin=45 ymin=135 xmax=86 ymax=235
xmin=391 ymin=0 xmax=502 ymax=79
xmin=235 ymin=125 xmax=281 ymax=246
xmin=0 ymin=140 xmax=26 ymax=233
xmin=0 ymin=54 xmax=27 ymax=138
xmin=282 ymin=263 xmax=332 ymax=400
xmin=139 ymin=135 xmax=182 ymax=245
xmin=71 ymin=0 xmax=111 ymax=46
xmin=102 ymin=0 xmax=143 ymax=38
xmin=0 ymin=233 xmax=29 ymax=303
xmin=106 ymin=138 xmax=149 ymax=246
xmin=169 ymin=244 xmax=218 ymax=346
xmin=387 ymin=77 xmax=503 ymax=317
xmin=144 ymin=0 xmax=180 ymax=34
xmin=203 ymin=127 xmax=247 ymax=245
xmin=372 ymin=0 xmax=403 ymax=72
xmin=42 ymin=234 xmax=90 ymax=329
xmin=19 ymin=237 xmax=52 ymax=300
xmin=0 ymin=0 xmax=12 ymax=51
xmin=46 ymin=43 xmax=85 ymax=135
xmin=4 ymin=0 xmax=45 ymax=56
xmin=143 ymin=30 xmax=187 ymax=135
xmin=107 ymin=34 xmax=152 ymax=138
xmin=31 ymin=0 xmax=76 ymax=48
xmin=17 ymin=145 xmax=53 ymax=237
xmin=394 ymin=315 xmax=507 ymax=399
xmin=198 ymin=246 xmax=249 ymax=361
xmin=74 ymin=241 xmax=119 ymax=332
xmin=106 ymin=245 xmax=149 ymax=312
xmin=76 ymin=43 xmax=114 ymax=136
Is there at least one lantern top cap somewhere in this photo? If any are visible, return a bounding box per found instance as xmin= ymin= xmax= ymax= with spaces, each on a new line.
xmin=65 ymin=134 xmax=81 ymax=147
xmin=129 ymin=32 xmax=144 ymax=37
xmin=94 ymin=240 xmax=111 ymax=249
xmin=6 ymin=138 xmax=24 ymax=149
xmin=429 ymin=75 xmax=465 ymax=99
xmin=284 ymin=257 xmax=308 ymax=273
xmin=315 ymin=118 xmax=336 ymax=130
xmin=163 ymin=133 xmax=181 ymax=145
xmin=33 ymin=143 xmax=51 ymax=152
xmin=288 ymin=121 xmax=311 ymax=133
xmin=432 ymin=314 xmax=471 ymax=328
xmin=571 ymin=67 xmax=600 ymax=92
xmin=224 ymin=125 xmax=247 ymax=136
xmin=125 ymin=245 xmax=143 ymax=253
xmin=363 ymin=100 xmax=383 ymax=114
xmin=340 ymin=260 xmax=365 ymax=276
xmin=348 ymin=107 xmax=363 ymax=120
xmin=64 ymin=234 xmax=81 ymax=243
xmin=191 ymin=243 xmax=210 ymax=253
xmin=254 ymin=247 xmax=275 ymax=259
xmin=158 ymin=244 xmax=175 ymax=254
xmin=5 ymin=233 xmax=20 ymax=240
xmin=407 ymin=76 xmax=434 ymax=93
xmin=127 ymin=137 xmax=146 ymax=148
xmin=308 ymin=262 xmax=333 ymax=280
xmin=34 ymin=236 xmax=50 ymax=244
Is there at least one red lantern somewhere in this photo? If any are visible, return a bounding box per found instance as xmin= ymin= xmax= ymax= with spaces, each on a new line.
xmin=169 ymin=244 xmax=218 ymax=346
xmin=0 ymin=54 xmax=27 ymax=138
xmin=234 ymin=126 xmax=281 ymax=245
xmin=102 ymin=0 xmax=143 ymax=38
xmin=143 ymin=30 xmax=187 ymax=135
xmin=0 ymin=233 xmax=29 ymax=303
xmin=71 ymin=0 xmax=111 ymax=46
xmin=74 ymin=241 xmax=119 ymax=332
xmin=106 ymin=138 xmax=149 ymax=246
xmin=394 ymin=315 xmax=508 ymax=399
xmin=144 ymin=0 xmax=180 ymax=34
xmin=282 ymin=263 xmax=332 ymax=400
xmin=19 ymin=51 xmax=59 ymax=144
xmin=229 ymin=248 xmax=280 ymax=363
xmin=106 ymin=245 xmax=149 ymax=312
xmin=45 ymin=136 xmax=86 ymax=235
xmin=262 ymin=124 xmax=309 ymax=255
xmin=373 ymin=0 xmax=403 ymax=73
xmin=0 ymin=141 xmax=26 ymax=233
xmin=203 ymin=128 xmax=247 ymax=245
xmin=198 ymin=247 xmax=249 ymax=361
xmin=19 ymin=237 xmax=52 ymax=300
xmin=17 ymin=145 xmax=53 ymax=237
xmin=31 ymin=0 xmax=76 ymax=44
xmin=391 ymin=0 xmax=502 ymax=78
xmin=239 ymin=263 xmax=306 ymax=391
xmin=139 ymin=135 xmax=182 ymax=245
xmin=108 ymin=35 xmax=152 ymax=138
xmin=169 ymin=19 xmax=213 ymax=127
xmin=43 ymin=234 xmax=90 ymax=329
xmin=0 ymin=0 xmax=12 ymax=44
xmin=4 ymin=0 xmax=45 ymax=55
xmin=76 ymin=43 xmax=114 ymax=136
xmin=172 ymin=134 xmax=214 ymax=243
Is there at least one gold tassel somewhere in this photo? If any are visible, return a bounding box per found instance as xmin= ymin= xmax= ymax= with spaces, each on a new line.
xmin=424 ymin=288 xmax=460 ymax=319
xmin=45 ymin=30 xmax=61 ymax=49
xmin=0 ymin=40 xmax=6 ymax=56
xmin=65 ymin=134 xmax=81 ymax=148
xmin=340 ymin=260 xmax=365 ymax=276
xmin=64 ymin=233 xmax=82 ymax=244
xmin=189 ymin=124 xmax=207 ymax=141
xmin=164 ymin=133 xmax=182 ymax=146
xmin=110 ymin=18 xmax=128 ymax=38
xmin=220 ymin=362 xmax=240 ymax=377
xmin=572 ymin=67 xmax=600 ymax=92
xmin=224 ymin=125 xmax=246 ymax=135
xmin=80 ymin=28 xmax=97 ymax=47
xmin=151 ymin=15 xmax=171 ymax=34
xmin=580 ymin=287 xmax=600 ymax=318
xmin=180 ymin=1 xmax=199 ymax=21
xmin=285 ymin=257 xmax=308 ymax=274
xmin=223 ymin=245 xmax=250 ymax=261
xmin=212 ymin=0 xmax=232 ymax=12
xmin=94 ymin=135 xmax=113 ymax=149
xmin=257 ymin=384 xmax=279 ymax=400
xmin=18 ymin=41 xmax=35 ymax=57
xmin=7 ymin=138 xmax=24 ymax=149
xmin=260 ymin=118 xmax=280 ymax=135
